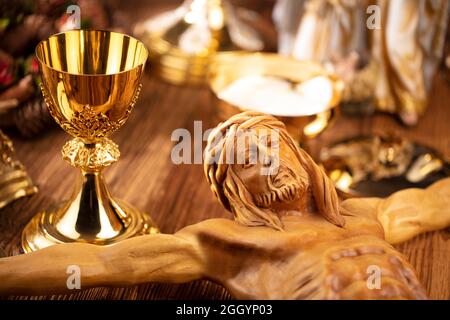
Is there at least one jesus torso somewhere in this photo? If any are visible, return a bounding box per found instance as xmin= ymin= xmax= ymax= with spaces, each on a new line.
xmin=188 ymin=203 xmax=426 ymax=299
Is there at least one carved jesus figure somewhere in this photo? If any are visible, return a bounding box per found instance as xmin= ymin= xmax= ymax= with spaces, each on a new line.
xmin=0 ymin=112 xmax=449 ymax=299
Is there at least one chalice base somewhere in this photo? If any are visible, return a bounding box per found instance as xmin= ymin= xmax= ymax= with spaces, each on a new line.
xmin=22 ymin=138 xmax=159 ymax=252
xmin=22 ymin=199 xmax=159 ymax=253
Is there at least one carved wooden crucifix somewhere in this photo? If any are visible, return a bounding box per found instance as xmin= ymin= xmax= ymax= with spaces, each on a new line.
xmin=0 ymin=112 xmax=449 ymax=299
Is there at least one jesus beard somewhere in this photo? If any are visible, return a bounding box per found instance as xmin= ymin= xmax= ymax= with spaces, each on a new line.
xmin=253 ymin=164 xmax=310 ymax=212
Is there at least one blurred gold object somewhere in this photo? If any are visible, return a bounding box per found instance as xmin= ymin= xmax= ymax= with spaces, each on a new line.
xmin=22 ymin=30 xmax=158 ymax=253
xmin=0 ymin=130 xmax=37 ymax=209
xmin=208 ymin=52 xmax=343 ymax=143
xmin=134 ymin=0 xmax=264 ymax=85
xmin=320 ymin=136 xmax=449 ymax=197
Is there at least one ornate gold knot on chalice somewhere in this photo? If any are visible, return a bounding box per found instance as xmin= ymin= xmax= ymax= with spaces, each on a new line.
xmin=62 ymin=138 xmax=120 ymax=170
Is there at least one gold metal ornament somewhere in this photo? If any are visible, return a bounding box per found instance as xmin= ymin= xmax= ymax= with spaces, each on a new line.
xmin=134 ymin=0 xmax=265 ymax=86
xmin=22 ymin=30 xmax=159 ymax=253
xmin=0 ymin=130 xmax=37 ymax=209
xmin=320 ymin=136 xmax=450 ymax=197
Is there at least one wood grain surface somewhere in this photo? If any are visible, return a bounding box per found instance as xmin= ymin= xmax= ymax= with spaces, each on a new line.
xmin=0 ymin=0 xmax=448 ymax=300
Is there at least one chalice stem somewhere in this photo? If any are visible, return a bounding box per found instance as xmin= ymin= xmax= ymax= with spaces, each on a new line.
xmin=55 ymin=168 xmax=126 ymax=240
xmin=21 ymin=138 xmax=158 ymax=252
xmin=54 ymin=137 xmax=145 ymax=241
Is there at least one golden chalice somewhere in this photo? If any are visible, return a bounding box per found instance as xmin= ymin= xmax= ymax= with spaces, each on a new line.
xmin=22 ymin=30 xmax=158 ymax=253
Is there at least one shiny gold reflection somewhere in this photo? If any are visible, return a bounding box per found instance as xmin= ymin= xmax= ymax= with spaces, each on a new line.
xmin=36 ymin=30 xmax=148 ymax=75
xmin=35 ymin=30 xmax=149 ymax=142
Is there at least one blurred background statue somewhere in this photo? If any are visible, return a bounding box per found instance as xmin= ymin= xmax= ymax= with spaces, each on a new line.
xmin=273 ymin=0 xmax=449 ymax=126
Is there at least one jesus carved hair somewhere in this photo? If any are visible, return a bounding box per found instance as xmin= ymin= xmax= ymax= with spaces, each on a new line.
xmin=204 ymin=111 xmax=345 ymax=230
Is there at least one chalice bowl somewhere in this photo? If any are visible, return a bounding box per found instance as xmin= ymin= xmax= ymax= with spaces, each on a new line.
xmin=22 ymin=30 xmax=159 ymax=253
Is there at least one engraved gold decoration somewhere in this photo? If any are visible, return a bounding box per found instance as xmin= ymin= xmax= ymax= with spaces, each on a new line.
xmin=0 ymin=130 xmax=37 ymax=209
xmin=62 ymin=138 xmax=120 ymax=170
xmin=22 ymin=30 xmax=159 ymax=253
xmin=41 ymin=83 xmax=142 ymax=140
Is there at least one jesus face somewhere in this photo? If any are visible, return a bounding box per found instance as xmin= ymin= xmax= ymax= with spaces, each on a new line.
xmin=231 ymin=129 xmax=310 ymax=212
